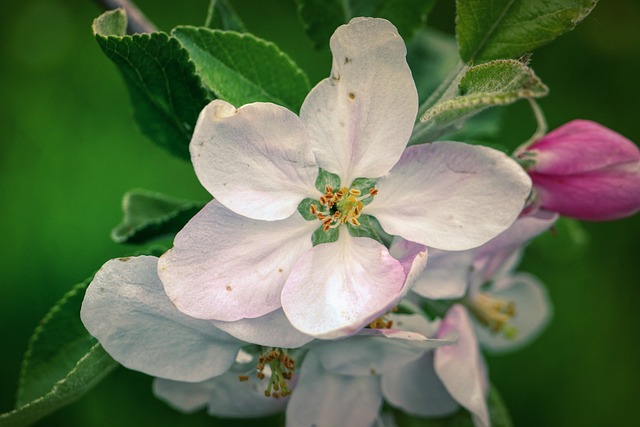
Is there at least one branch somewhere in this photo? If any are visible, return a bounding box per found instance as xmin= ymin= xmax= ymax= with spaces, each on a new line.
xmin=95 ymin=0 xmax=158 ymax=34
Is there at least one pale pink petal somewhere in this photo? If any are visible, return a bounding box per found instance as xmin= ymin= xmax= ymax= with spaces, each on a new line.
xmin=435 ymin=305 xmax=489 ymax=427
xmin=158 ymin=201 xmax=316 ymax=321
xmin=474 ymin=273 xmax=552 ymax=353
xmin=191 ymin=100 xmax=319 ymax=221
xmin=313 ymin=334 xmax=449 ymax=377
xmin=411 ymin=248 xmax=474 ymax=300
xmin=382 ymin=352 xmax=459 ymax=417
xmin=300 ymin=18 xmax=418 ymax=184
xmin=154 ymin=372 xmax=288 ymax=417
xmin=286 ymin=352 xmax=381 ymax=427
xmin=211 ymin=309 xmax=314 ymax=349
xmin=81 ymin=256 xmax=242 ymax=382
xmin=368 ymin=142 xmax=531 ymax=250
xmin=389 ymin=237 xmax=428 ymax=288
xmin=281 ymin=230 xmax=406 ymax=339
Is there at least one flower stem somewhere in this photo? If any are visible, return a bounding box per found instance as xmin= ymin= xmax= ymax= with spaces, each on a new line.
xmin=94 ymin=0 xmax=158 ymax=34
xmin=514 ymin=98 xmax=548 ymax=156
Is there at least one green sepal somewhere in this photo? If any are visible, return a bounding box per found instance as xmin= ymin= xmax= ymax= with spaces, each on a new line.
xmin=93 ymin=9 xmax=209 ymax=160
xmin=205 ymin=0 xmax=247 ymax=32
xmin=347 ymin=215 xmax=393 ymax=248
xmin=457 ymin=0 xmax=598 ymax=64
xmin=348 ymin=177 xmax=377 ymax=204
xmin=297 ymin=198 xmax=318 ymax=221
xmin=312 ymin=225 xmax=339 ymax=246
xmin=0 ymin=282 xmax=118 ymax=427
xmin=111 ymin=189 xmax=206 ymax=245
xmin=296 ymin=0 xmax=437 ymax=49
xmin=315 ymin=168 xmax=341 ymax=193
xmin=172 ymin=26 xmax=310 ymax=113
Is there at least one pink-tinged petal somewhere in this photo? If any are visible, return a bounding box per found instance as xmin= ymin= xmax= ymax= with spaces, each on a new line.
xmin=473 ymin=209 xmax=557 ymax=281
xmin=281 ymin=231 xmax=406 ymax=339
xmin=286 ymin=352 xmax=381 ymax=427
xmin=382 ymin=352 xmax=459 ymax=418
xmin=527 ymin=120 xmax=640 ymax=174
xmin=80 ymin=256 xmax=242 ymax=382
xmin=530 ymin=167 xmax=640 ymax=220
xmin=435 ymin=305 xmax=489 ymax=427
xmin=211 ymin=309 xmax=314 ymax=349
xmin=474 ymin=273 xmax=552 ymax=353
xmin=300 ymin=18 xmax=418 ymax=184
xmin=412 ymin=248 xmax=474 ymax=300
xmin=190 ymin=100 xmax=319 ymax=221
xmin=154 ymin=372 xmax=288 ymax=417
xmin=158 ymin=201 xmax=316 ymax=321
xmin=389 ymin=237 xmax=428 ymax=287
xmin=368 ymin=142 xmax=531 ymax=251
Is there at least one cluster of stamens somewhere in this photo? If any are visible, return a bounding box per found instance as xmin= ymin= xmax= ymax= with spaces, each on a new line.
xmin=240 ymin=349 xmax=295 ymax=399
xmin=310 ymin=185 xmax=378 ymax=231
xmin=469 ymin=292 xmax=517 ymax=339
xmin=368 ymin=307 xmax=398 ymax=329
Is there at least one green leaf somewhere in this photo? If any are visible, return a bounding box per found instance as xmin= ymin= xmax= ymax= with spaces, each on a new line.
xmin=111 ymin=189 xmax=206 ymax=244
xmin=172 ymin=27 xmax=310 ymax=112
xmin=296 ymin=0 xmax=436 ymax=48
xmin=93 ymin=9 xmax=210 ymax=160
xmin=0 ymin=283 xmax=118 ymax=427
xmin=456 ymin=0 xmax=598 ymax=63
xmin=205 ymin=0 xmax=247 ymax=32
xmin=412 ymin=59 xmax=548 ymax=144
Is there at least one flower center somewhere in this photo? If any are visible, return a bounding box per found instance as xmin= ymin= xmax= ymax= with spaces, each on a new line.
xmin=310 ymin=185 xmax=378 ymax=231
xmin=467 ymin=292 xmax=517 ymax=339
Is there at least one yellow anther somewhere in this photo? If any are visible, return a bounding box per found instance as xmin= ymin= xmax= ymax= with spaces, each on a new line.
xmin=369 ymin=188 xmax=378 ymax=196
xmin=309 ymin=204 xmax=317 ymax=215
xmin=469 ymin=292 xmax=518 ymax=339
xmin=349 ymin=188 xmax=361 ymax=196
xmin=325 ymin=185 xmax=333 ymax=193
xmin=349 ymin=217 xmax=360 ymax=226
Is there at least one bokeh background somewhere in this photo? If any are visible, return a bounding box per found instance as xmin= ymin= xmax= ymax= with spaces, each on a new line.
xmin=1 ymin=0 xmax=639 ymax=426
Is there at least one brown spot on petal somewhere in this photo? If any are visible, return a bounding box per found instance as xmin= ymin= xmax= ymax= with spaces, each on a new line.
xmin=226 ymin=285 xmax=233 ymax=292
xmin=118 ymin=257 xmax=130 ymax=262
xmin=348 ymin=92 xmax=356 ymax=100
xmin=278 ymin=268 xmax=283 ymax=273
xmin=344 ymin=57 xmax=350 ymax=64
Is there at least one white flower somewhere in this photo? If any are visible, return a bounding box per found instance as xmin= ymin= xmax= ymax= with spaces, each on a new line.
xmin=158 ymin=17 xmax=531 ymax=339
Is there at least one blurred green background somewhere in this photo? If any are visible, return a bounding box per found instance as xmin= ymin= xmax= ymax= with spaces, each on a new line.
xmin=1 ymin=0 xmax=639 ymax=426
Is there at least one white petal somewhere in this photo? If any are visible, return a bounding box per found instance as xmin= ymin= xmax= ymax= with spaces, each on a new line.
xmin=474 ymin=273 xmax=552 ymax=353
xmin=411 ymin=248 xmax=474 ymax=300
xmin=191 ymin=100 xmax=319 ymax=220
xmin=80 ymin=256 xmax=241 ymax=382
xmin=158 ymin=201 xmax=316 ymax=321
xmin=382 ymin=352 xmax=459 ymax=417
xmin=281 ymin=230 xmax=406 ymax=339
xmin=313 ymin=334 xmax=448 ymax=377
xmin=368 ymin=142 xmax=532 ymax=250
xmin=286 ymin=352 xmax=381 ymax=427
xmin=154 ymin=373 xmax=287 ymax=418
xmin=211 ymin=309 xmax=315 ymax=349
xmin=389 ymin=237 xmax=428 ymax=289
xmin=300 ymin=18 xmax=418 ymax=184
xmin=435 ymin=305 xmax=489 ymax=427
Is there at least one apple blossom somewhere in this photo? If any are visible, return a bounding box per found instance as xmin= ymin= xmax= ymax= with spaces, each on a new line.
xmin=518 ymin=119 xmax=640 ymax=220
xmin=158 ymin=17 xmax=531 ymax=339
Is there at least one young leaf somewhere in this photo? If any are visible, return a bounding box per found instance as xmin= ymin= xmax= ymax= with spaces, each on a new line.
xmin=93 ymin=9 xmax=210 ymax=160
xmin=205 ymin=0 xmax=246 ymax=32
xmin=296 ymin=0 xmax=436 ymax=48
xmin=172 ymin=27 xmax=310 ymax=112
xmin=111 ymin=189 xmax=206 ymax=244
xmin=412 ymin=59 xmax=548 ymax=145
xmin=0 ymin=283 xmax=118 ymax=427
xmin=456 ymin=0 xmax=598 ymax=63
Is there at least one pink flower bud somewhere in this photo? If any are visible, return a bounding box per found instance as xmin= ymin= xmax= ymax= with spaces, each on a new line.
xmin=520 ymin=120 xmax=640 ymax=221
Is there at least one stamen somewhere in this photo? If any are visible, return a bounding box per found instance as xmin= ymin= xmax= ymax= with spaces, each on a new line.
xmin=369 ymin=188 xmax=378 ymax=196
xmin=349 ymin=188 xmax=361 ymax=196
xmin=468 ymin=292 xmax=518 ymax=339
